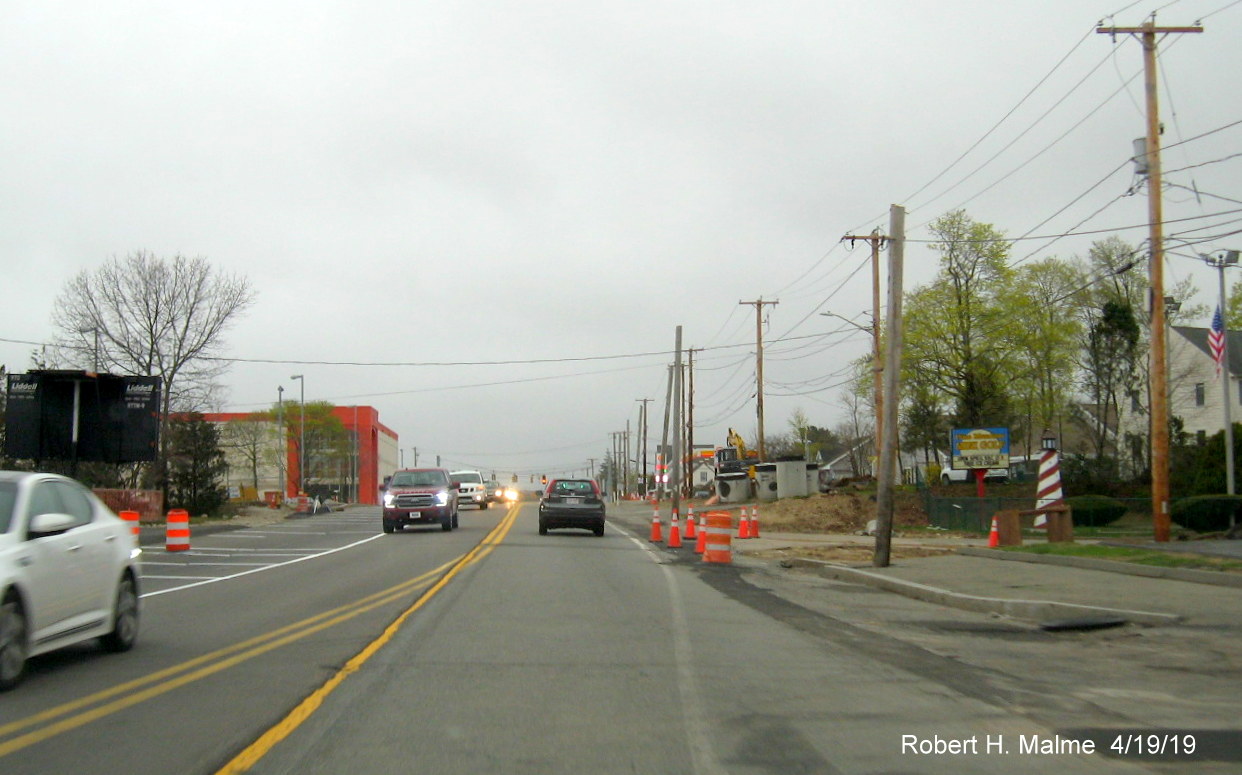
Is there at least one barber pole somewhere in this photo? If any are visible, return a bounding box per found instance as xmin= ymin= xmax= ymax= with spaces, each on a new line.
xmin=1034 ymin=449 xmax=1063 ymax=528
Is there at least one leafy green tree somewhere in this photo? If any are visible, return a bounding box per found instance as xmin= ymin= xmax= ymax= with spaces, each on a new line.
xmin=167 ymin=412 xmax=228 ymax=516
xmin=1005 ymin=258 xmax=1083 ymax=452
xmin=903 ymin=210 xmax=1018 ymax=429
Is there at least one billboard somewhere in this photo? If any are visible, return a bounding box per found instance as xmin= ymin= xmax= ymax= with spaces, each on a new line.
xmin=949 ymin=427 xmax=1010 ymax=471
xmin=4 ymin=371 xmax=161 ymax=463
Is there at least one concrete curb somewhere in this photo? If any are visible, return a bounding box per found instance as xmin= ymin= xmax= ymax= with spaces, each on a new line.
xmin=958 ymin=547 xmax=1242 ymax=589
xmin=787 ymin=558 xmax=1183 ymax=626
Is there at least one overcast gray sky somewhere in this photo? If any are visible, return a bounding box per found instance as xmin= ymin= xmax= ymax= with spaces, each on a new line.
xmin=3 ymin=1 xmax=1241 ymax=479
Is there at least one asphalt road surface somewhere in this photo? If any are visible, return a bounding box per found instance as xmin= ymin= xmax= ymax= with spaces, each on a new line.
xmin=2 ymin=502 xmax=1234 ymax=774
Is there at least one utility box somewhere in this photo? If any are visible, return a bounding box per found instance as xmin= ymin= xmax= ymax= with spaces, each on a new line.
xmin=805 ymin=463 xmax=820 ymax=494
xmin=716 ymin=472 xmax=751 ymax=503
xmin=774 ymin=459 xmax=807 ymax=498
xmin=754 ymin=463 xmax=779 ymax=502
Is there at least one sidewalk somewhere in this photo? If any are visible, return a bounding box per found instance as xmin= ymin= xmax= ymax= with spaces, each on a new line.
xmin=609 ymin=500 xmax=1242 ymax=628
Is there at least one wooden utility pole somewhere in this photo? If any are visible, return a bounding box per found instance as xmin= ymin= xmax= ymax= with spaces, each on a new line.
xmin=874 ymin=205 xmax=906 ymax=567
xmin=671 ymin=326 xmax=684 ymax=519
xmin=636 ymin=398 xmax=652 ymax=496
xmin=841 ymin=229 xmax=888 ymax=461
xmin=687 ymin=348 xmax=698 ymax=494
xmin=1097 ymin=19 xmax=1202 ymax=542
xmin=740 ymin=298 xmax=779 ymax=459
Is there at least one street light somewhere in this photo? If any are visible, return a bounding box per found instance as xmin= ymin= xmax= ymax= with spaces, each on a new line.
xmin=1202 ymin=249 xmax=1240 ymax=497
xmin=822 ymin=310 xmax=883 ymax=469
xmin=277 ymin=385 xmax=286 ymax=497
xmin=291 ymin=374 xmax=305 ymax=495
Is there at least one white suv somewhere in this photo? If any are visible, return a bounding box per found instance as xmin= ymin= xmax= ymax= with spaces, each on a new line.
xmin=450 ymin=470 xmax=490 ymax=509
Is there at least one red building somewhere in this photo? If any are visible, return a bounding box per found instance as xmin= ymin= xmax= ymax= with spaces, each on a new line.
xmin=202 ymin=406 xmax=398 ymax=505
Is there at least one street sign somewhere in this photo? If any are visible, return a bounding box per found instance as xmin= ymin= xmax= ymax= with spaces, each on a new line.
xmin=950 ymin=427 xmax=1010 ymax=470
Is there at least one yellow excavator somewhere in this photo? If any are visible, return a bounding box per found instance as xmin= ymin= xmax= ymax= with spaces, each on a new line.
xmin=715 ymin=427 xmax=757 ymax=474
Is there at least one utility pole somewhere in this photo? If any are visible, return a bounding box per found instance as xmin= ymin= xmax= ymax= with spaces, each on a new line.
xmin=687 ymin=349 xmax=698 ymax=495
xmin=841 ymin=229 xmax=887 ymax=462
xmin=874 ymin=205 xmax=906 ymax=568
xmin=740 ymin=298 xmax=778 ymax=460
xmin=1098 ymin=19 xmax=1202 ymax=542
xmin=671 ymin=326 xmax=684 ymax=519
xmin=636 ymin=398 xmax=652 ymax=496
xmin=659 ymin=363 xmax=675 ymax=498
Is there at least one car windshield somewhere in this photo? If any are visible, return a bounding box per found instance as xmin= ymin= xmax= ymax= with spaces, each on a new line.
xmin=0 ymin=481 xmax=14 ymax=532
xmin=553 ymin=480 xmax=594 ymax=495
xmin=451 ymin=472 xmax=482 ymax=484
xmin=390 ymin=471 xmax=445 ymax=487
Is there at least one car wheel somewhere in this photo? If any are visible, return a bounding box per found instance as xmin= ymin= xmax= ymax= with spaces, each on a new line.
xmin=480 ymin=500 xmax=489 ymax=510
xmin=382 ymin=520 xmax=395 ymax=534
xmin=941 ymin=474 xmax=951 ymax=485
xmin=101 ymin=574 xmax=139 ymax=653
xmin=593 ymin=523 xmax=605 ymax=537
xmin=0 ymin=595 xmax=28 ymax=692
xmin=441 ymin=513 xmax=452 ymax=531
xmin=538 ymin=523 xmax=548 ymax=535
xmin=452 ymin=510 xmax=459 ymax=529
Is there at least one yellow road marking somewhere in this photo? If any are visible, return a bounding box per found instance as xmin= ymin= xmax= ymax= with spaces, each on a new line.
xmin=1 ymin=503 xmax=521 ymax=759
xmin=215 ymin=502 xmax=521 ymax=774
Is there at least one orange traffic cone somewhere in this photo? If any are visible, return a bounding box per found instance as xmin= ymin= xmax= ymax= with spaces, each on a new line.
xmin=650 ymin=504 xmax=663 ymax=542
xmin=668 ymin=511 xmax=683 ymax=548
xmin=749 ymin=506 xmax=761 ymax=539
xmin=987 ymin=515 xmax=1000 ymax=548
xmin=684 ymin=506 xmax=697 ymax=539
xmin=737 ymin=511 xmax=751 ymax=539
xmin=694 ymin=514 xmax=707 ymax=553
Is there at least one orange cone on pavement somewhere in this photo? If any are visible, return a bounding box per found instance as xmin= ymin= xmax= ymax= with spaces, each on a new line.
xmin=166 ymin=508 xmax=190 ymax=552
xmin=684 ymin=506 xmax=696 ymax=539
xmin=987 ymin=515 xmax=1000 ymax=548
xmin=737 ymin=510 xmax=751 ymax=539
xmin=694 ymin=514 xmax=707 ymax=554
xmin=668 ymin=510 xmax=683 ymax=548
xmin=749 ymin=506 xmax=761 ymax=539
xmin=649 ymin=504 xmax=663 ymax=542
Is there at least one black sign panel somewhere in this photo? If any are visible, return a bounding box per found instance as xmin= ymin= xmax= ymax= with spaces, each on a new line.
xmin=4 ymin=371 xmax=162 ymax=463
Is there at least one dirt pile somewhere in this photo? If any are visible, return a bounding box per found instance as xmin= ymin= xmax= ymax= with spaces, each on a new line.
xmin=705 ymin=490 xmax=927 ymax=534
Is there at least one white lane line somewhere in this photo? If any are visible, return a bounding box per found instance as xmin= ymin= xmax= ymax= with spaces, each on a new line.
xmin=140 ymin=533 xmax=384 ymax=598
xmin=613 ymin=521 xmax=724 ymax=775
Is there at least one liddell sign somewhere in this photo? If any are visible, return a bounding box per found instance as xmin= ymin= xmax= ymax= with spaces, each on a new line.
xmin=950 ymin=427 xmax=1010 ymax=470
xmin=4 ymin=370 xmax=161 ymax=463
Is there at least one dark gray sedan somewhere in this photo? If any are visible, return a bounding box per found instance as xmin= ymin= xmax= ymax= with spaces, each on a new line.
xmin=538 ymin=479 xmax=605 ymax=536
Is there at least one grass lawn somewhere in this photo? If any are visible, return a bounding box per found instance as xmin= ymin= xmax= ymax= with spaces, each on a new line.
xmin=1003 ymin=543 xmax=1242 ymax=573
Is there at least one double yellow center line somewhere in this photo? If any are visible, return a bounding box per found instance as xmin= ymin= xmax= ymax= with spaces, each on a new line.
xmin=0 ymin=502 xmax=521 ymax=763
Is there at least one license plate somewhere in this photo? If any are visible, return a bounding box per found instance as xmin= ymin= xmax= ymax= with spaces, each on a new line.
xmin=564 ymin=497 xmax=583 ymax=504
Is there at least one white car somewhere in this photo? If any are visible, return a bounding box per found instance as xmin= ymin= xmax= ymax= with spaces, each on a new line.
xmin=1 ymin=471 xmax=142 ymax=690
xmin=449 ymin=470 xmax=490 ymax=509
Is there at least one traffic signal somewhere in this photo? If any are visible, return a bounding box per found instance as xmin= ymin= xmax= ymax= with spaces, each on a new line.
xmin=540 ymin=474 xmax=547 ymax=484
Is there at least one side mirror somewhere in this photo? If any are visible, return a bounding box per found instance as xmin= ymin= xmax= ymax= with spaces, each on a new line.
xmin=29 ymin=512 xmax=78 ymax=538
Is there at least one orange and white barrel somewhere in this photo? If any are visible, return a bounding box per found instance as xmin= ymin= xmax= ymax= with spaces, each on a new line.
xmin=166 ymin=509 xmax=191 ymax=552
xmin=702 ymin=511 xmax=733 ymax=564
xmin=120 ymin=509 xmax=140 ymax=539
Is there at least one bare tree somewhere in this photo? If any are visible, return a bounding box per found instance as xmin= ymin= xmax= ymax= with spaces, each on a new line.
xmin=221 ymin=413 xmax=274 ymax=493
xmin=52 ymin=251 xmax=256 ymax=488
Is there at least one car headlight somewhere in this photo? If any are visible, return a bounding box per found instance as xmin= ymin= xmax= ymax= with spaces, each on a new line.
xmin=383 ymin=492 xmax=396 ymax=507
xmin=436 ymin=490 xmax=450 ymax=506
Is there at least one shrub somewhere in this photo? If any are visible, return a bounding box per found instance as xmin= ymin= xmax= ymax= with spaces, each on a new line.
xmin=1170 ymin=495 xmax=1242 ymax=533
xmin=1065 ymin=495 xmax=1127 ymax=527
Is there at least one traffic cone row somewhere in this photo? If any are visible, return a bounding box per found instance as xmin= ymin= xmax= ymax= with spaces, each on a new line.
xmin=734 ymin=506 xmax=760 ymax=539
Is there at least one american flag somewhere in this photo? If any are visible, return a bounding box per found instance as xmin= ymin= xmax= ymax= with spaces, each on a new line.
xmin=1209 ymin=305 xmax=1226 ymax=377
